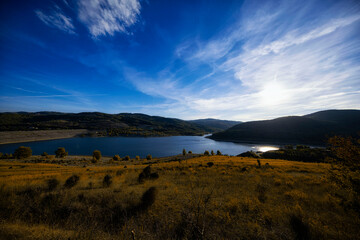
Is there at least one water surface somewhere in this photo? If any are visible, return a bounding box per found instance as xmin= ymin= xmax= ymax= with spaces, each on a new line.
xmin=0 ymin=136 xmax=279 ymax=158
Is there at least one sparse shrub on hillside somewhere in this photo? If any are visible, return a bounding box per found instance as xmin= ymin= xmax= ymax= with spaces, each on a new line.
xmin=188 ymin=151 xmax=192 ymax=154
xmin=238 ymin=151 xmax=259 ymax=158
xmin=140 ymin=187 xmax=157 ymax=211
xmin=257 ymin=159 xmax=262 ymax=168
xmin=204 ymin=150 xmax=210 ymax=156
xmin=46 ymin=178 xmax=59 ymax=191
xmin=146 ymin=154 xmax=152 ymax=161
xmin=211 ymin=150 xmax=214 ymax=156
xmin=64 ymin=175 xmax=79 ymax=189
xmin=138 ymin=165 xmax=159 ymax=183
xmin=123 ymin=155 xmax=130 ymax=161
xmin=216 ymin=150 xmax=222 ymax=155
xmin=93 ymin=150 xmax=101 ymax=161
xmin=183 ymin=149 xmax=186 ymax=156
xmin=136 ymin=155 xmax=140 ymax=161
xmin=14 ymin=146 xmax=32 ymax=159
xmin=207 ymin=162 xmax=214 ymax=167
xmin=103 ymin=174 xmax=112 ymax=187
xmin=113 ymin=155 xmax=121 ymax=161
xmin=41 ymin=152 xmax=48 ymax=157
xmin=55 ymin=147 xmax=68 ymax=158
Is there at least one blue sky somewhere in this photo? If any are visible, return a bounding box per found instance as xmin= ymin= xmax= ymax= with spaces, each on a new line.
xmin=0 ymin=0 xmax=359 ymax=121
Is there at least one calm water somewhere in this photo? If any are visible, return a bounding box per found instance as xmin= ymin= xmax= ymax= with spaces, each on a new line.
xmin=0 ymin=136 xmax=278 ymax=158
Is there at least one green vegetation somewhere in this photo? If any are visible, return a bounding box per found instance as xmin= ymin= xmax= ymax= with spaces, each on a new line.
xmin=146 ymin=154 xmax=152 ymax=161
xmin=261 ymin=147 xmax=329 ymax=162
xmin=13 ymin=146 xmax=32 ymax=159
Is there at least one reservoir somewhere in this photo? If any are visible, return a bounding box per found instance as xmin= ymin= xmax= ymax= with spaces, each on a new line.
xmin=0 ymin=135 xmax=278 ymax=158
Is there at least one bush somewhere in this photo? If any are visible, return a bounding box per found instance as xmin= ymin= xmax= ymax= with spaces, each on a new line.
xmin=46 ymin=178 xmax=59 ymax=191
xmin=139 ymin=165 xmax=159 ymax=183
xmin=207 ymin=162 xmax=214 ymax=167
xmin=183 ymin=149 xmax=186 ymax=156
xmin=211 ymin=150 xmax=214 ymax=156
xmin=140 ymin=187 xmax=157 ymax=211
xmin=93 ymin=150 xmax=101 ymax=161
xmin=41 ymin=152 xmax=49 ymax=157
xmin=204 ymin=150 xmax=210 ymax=156
xmin=64 ymin=175 xmax=79 ymax=189
xmin=188 ymin=151 xmax=192 ymax=154
xmin=146 ymin=154 xmax=152 ymax=161
xmin=113 ymin=155 xmax=121 ymax=161
xmin=103 ymin=174 xmax=112 ymax=187
xmin=55 ymin=147 xmax=68 ymax=158
xmin=238 ymin=151 xmax=259 ymax=158
xmin=136 ymin=156 xmax=140 ymax=161
xmin=216 ymin=150 xmax=222 ymax=155
xmin=14 ymin=146 xmax=32 ymax=159
xmin=123 ymin=155 xmax=130 ymax=161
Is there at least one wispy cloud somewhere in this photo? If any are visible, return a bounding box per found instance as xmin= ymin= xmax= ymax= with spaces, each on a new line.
xmin=35 ymin=5 xmax=76 ymax=34
xmin=126 ymin=0 xmax=360 ymax=121
xmin=78 ymin=0 xmax=141 ymax=37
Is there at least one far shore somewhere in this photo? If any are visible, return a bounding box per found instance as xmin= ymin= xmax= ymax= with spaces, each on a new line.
xmin=0 ymin=129 xmax=90 ymax=145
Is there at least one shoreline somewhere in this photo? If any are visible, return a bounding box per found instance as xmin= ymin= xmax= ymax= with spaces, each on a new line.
xmin=0 ymin=129 xmax=89 ymax=145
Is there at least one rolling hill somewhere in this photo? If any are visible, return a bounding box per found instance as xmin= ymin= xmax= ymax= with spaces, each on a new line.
xmin=209 ymin=110 xmax=360 ymax=145
xmin=0 ymin=112 xmax=236 ymax=136
xmin=188 ymin=118 xmax=241 ymax=132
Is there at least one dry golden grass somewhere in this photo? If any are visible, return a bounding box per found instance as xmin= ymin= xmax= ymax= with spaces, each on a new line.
xmin=0 ymin=155 xmax=358 ymax=239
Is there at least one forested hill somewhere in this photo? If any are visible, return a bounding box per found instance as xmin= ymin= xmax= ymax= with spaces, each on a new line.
xmin=188 ymin=118 xmax=241 ymax=132
xmin=209 ymin=110 xmax=360 ymax=145
xmin=0 ymin=112 xmax=237 ymax=136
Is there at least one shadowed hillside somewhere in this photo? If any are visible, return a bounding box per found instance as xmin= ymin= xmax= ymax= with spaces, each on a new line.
xmin=210 ymin=110 xmax=360 ymax=145
xmin=189 ymin=118 xmax=241 ymax=132
xmin=0 ymin=112 xmax=223 ymax=136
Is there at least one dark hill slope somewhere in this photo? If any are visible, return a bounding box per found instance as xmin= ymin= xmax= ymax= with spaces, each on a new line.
xmin=210 ymin=110 xmax=360 ymax=145
xmin=0 ymin=112 xmax=211 ymax=136
xmin=189 ymin=118 xmax=241 ymax=132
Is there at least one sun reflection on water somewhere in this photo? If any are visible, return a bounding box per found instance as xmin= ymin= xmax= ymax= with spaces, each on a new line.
xmin=256 ymin=146 xmax=279 ymax=152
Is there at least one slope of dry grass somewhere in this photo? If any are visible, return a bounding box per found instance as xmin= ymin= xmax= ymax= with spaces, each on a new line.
xmin=0 ymin=155 xmax=358 ymax=239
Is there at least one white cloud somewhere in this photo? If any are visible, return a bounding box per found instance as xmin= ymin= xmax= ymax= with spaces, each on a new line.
xmin=35 ymin=6 xmax=76 ymax=34
xmin=77 ymin=0 xmax=141 ymax=37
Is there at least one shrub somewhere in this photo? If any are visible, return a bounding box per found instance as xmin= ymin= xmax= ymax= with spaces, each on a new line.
xmin=136 ymin=155 xmax=140 ymax=161
xmin=207 ymin=162 xmax=214 ymax=167
xmin=14 ymin=146 xmax=32 ymax=159
xmin=146 ymin=154 xmax=152 ymax=161
xmin=183 ymin=149 xmax=186 ymax=156
xmin=64 ymin=175 xmax=79 ymax=189
xmin=204 ymin=150 xmax=210 ymax=156
xmin=238 ymin=151 xmax=259 ymax=158
xmin=290 ymin=214 xmax=311 ymax=240
xmin=113 ymin=155 xmax=121 ymax=161
xmin=123 ymin=155 xmax=130 ymax=161
xmin=103 ymin=174 xmax=112 ymax=187
xmin=55 ymin=147 xmax=68 ymax=158
xmin=46 ymin=178 xmax=59 ymax=191
xmin=41 ymin=152 xmax=49 ymax=157
xmin=140 ymin=187 xmax=157 ymax=211
xmin=139 ymin=165 xmax=159 ymax=183
xmin=93 ymin=150 xmax=101 ymax=161
xmin=188 ymin=151 xmax=192 ymax=154
xmin=216 ymin=150 xmax=222 ymax=155
xmin=211 ymin=150 xmax=214 ymax=156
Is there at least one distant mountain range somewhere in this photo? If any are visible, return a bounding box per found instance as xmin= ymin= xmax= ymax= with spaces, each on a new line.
xmin=0 ymin=112 xmax=237 ymax=136
xmin=209 ymin=110 xmax=360 ymax=145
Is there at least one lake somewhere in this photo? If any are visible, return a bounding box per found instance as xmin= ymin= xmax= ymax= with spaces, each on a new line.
xmin=0 ymin=135 xmax=279 ymax=158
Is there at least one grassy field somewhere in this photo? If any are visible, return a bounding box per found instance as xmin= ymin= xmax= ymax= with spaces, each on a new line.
xmin=0 ymin=155 xmax=359 ymax=239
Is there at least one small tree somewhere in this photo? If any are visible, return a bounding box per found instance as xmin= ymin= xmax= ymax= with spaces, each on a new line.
xmin=204 ymin=150 xmax=210 ymax=156
xmin=211 ymin=150 xmax=214 ymax=156
xmin=136 ymin=155 xmax=140 ymax=161
xmin=55 ymin=147 xmax=68 ymax=158
xmin=93 ymin=150 xmax=101 ymax=161
xmin=123 ymin=155 xmax=130 ymax=161
xmin=146 ymin=154 xmax=152 ymax=161
xmin=216 ymin=150 xmax=222 ymax=155
xmin=14 ymin=146 xmax=32 ymax=159
xmin=188 ymin=151 xmax=192 ymax=154
xmin=182 ymin=149 xmax=186 ymax=156
xmin=113 ymin=155 xmax=121 ymax=161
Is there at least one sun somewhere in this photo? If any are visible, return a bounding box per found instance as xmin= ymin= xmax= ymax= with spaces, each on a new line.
xmin=259 ymin=81 xmax=288 ymax=106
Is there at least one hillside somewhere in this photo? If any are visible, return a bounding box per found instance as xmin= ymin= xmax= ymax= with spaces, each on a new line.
xmin=0 ymin=112 xmax=214 ymax=136
xmin=188 ymin=118 xmax=241 ymax=132
xmin=210 ymin=110 xmax=360 ymax=145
